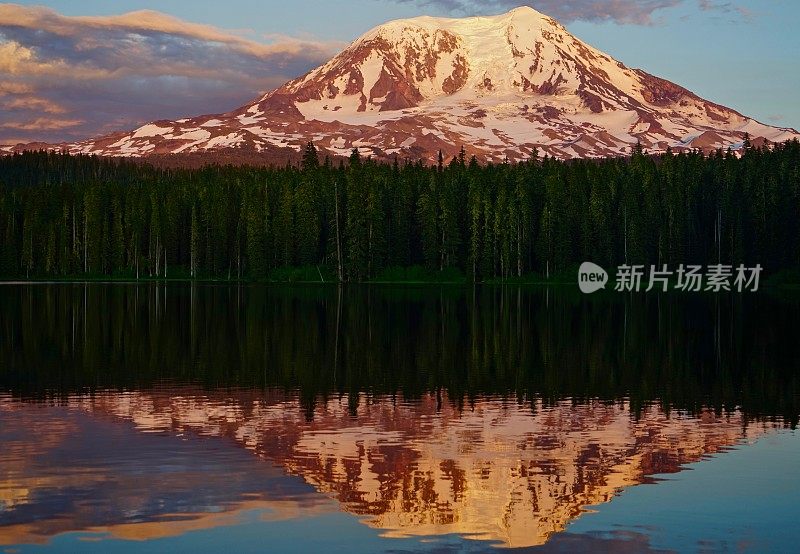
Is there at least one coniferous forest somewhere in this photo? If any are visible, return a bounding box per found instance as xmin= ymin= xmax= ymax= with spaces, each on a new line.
xmin=0 ymin=140 xmax=799 ymax=282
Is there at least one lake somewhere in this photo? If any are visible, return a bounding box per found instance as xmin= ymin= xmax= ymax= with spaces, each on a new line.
xmin=0 ymin=284 xmax=798 ymax=552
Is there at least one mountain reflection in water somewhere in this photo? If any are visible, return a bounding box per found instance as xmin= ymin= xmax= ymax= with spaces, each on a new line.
xmin=2 ymin=390 xmax=782 ymax=549
xmin=0 ymin=284 xmax=798 ymax=551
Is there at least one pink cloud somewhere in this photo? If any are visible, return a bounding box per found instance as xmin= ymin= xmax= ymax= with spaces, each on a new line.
xmin=0 ymin=5 xmax=341 ymax=144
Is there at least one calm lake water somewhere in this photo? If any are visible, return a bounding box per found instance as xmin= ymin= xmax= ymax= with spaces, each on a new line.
xmin=0 ymin=284 xmax=798 ymax=553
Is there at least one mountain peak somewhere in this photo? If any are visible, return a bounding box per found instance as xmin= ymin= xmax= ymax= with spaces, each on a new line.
xmin=361 ymin=4 xmax=559 ymax=44
xmin=4 ymin=7 xmax=797 ymax=162
xmin=504 ymin=4 xmax=556 ymax=23
xmin=277 ymin=3 xmax=594 ymax=110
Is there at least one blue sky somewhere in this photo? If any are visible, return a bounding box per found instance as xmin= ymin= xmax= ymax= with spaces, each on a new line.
xmin=1 ymin=1 xmax=798 ymax=143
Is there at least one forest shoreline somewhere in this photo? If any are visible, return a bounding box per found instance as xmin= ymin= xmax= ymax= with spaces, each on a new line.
xmin=3 ymin=274 xmax=800 ymax=289
xmin=3 ymin=143 xmax=800 ymax=284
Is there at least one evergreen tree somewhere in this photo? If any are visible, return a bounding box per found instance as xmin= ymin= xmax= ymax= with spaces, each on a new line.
xmin=0 ymin=142 xmax=798 ymax=281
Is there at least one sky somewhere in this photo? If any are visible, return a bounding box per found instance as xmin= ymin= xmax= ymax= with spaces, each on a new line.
xmin=0 ymin=0 xmax=798 ymax=144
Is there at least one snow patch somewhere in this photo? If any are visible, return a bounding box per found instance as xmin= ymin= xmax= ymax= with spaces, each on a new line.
xmin=360 ymin=52 xmax=385 ymax=100
xmin=132 ymin=124 xmax=172 ymax=138
xmin=237 ymin=114 xmax=265 ymax=125
xmin=205 ymin=133 xmax=244 ymax=149
xmin=173 ymin=129 xmax=211 ymax=141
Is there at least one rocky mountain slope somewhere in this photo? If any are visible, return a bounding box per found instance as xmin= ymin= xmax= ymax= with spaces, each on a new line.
xmin=3 ymin=6 xmax=798 ymax=162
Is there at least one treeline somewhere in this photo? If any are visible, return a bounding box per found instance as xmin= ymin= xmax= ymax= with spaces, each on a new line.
xmin=0 ymin=141 xmax=799 ymax=281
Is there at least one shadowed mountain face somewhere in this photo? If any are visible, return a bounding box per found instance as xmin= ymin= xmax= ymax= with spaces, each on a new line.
xmin=2 ymin=6 xmax=798 ymax=163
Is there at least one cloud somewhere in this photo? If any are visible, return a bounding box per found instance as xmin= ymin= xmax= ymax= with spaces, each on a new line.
xmin=0 ymin=117 xmax=84 ymax=131
xmin=390 ymin=0 xmax=678 ymax=24
xmin=697 ymin=0 xmax=755 ymax=22
xmin=0 ymin=81 xmax=33 ymax=95
xmin=2 ymin=97 xmax=66 ymax=114
xmin=0 ymin=4 xmax=341 ymax=144
xmin=391 ymin=0 xmax=753 ymax=25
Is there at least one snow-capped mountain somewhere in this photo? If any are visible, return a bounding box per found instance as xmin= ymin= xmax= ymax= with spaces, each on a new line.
xmin=3 ymin=6 xmax=798 ymax=162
